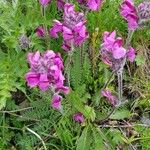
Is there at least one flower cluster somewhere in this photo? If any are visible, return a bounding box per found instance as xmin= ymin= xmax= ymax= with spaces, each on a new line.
xmin=101 ymin=31 xmax=135 ymax=71
xmin=120 ymin=0 xmax=150 ymax=30
xmin=77 ymin=0 xmax=103 ymax=11
xmin=137 ymin=2 xmax=150 ymax=23
xmin=50 ymin=3 xmax=88 ymax=51
xmin=25 ymin=50 xmax=69 ymax=110
xmin=120 ymin=0 xmax=138 ymax=30
xmin=101 ymin=90 xmax=118 ymax=106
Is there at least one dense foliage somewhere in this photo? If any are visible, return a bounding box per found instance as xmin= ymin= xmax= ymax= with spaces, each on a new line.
xmin=0 ymin=0 xmax=150 ymax=149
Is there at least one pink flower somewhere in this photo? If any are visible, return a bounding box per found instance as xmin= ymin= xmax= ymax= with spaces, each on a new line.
xmin=25 ymin=72 xmax=40 ymax=88
xmin=101 ymin=31 xmax=136 ymax=71
xmin=77 ymin=0 xmax=103 ymax=11
xmin=62 ymin=22 xmax=88 ymax=46
xmin=49 ymin=20 xmax=63 ymax=38
xmin=39 ymin=0 xmax=51 ymax=6
xmin=101 ymin=90 xmax=118 ymax=106
xmin=49 ymin=3 xmax=88 ymax=51
xmin=73 ymin=113 xmax=84 ymax=123
xmin=25 ymin=50 xmax=69 ymax=94
xmin=127 ymin=47 xmax=136 ymax=62
xmin=57 ymin=0 xmax=65 ymax=10
xmin=51 ymin=94 xmax=62 ymax=110
xmin=36 ymin=26 xmax=45 ymax=37
xmin=120 ymin=0 xmax=139 ymax=30
xmin=39 ymin=0 xmax=51 ymax=7
xmin=137 ymin=2 xmax=150 ymax=23
xmin=101 ymin=31 xmax=127 ymax=71
xmin=87 ymin=0 xmax=103 ymax=11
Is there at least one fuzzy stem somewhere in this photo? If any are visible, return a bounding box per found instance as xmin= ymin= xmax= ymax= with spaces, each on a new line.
xmin=117 ymin=69 xmax=123 ymax=101
xmin=117 ymin=30 xmax=135 ymax=102
xmin=65 ymin=43 xmax=74 ymax=87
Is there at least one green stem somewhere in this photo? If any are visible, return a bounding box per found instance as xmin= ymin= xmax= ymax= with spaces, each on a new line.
xmin=26 ymin=127 xmax=47 ymax=150
xmin=42 ymin=6 xmax=50 ymax=49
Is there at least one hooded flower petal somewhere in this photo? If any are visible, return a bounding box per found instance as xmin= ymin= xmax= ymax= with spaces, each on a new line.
xmin=62 ymin=42 xmax=71 ymax=51
xmin=49 ymin=20 xmax=63 ymax=38
xmin=62 ymin=26 xmax=73 ymax=41
xmin=101 ymin=90 xmax=118 ymax=106
xmin=27 ymin=51 xmax=41 ymax=66
xmin=25 ymin=72 xmax=40 ymax=88
xmin=73 ymin=113 xmax=84 ymax=123
xmin=51 ymin=94 xmax=62 ymax=110
xmin=87 ymin=0 xmax=103 ymax=11
xmin=57 ymin=0 xmax=65 ymax=10
xmin=112 ymin=47 xmax=126 ymax=59
xmin=36 ymin=26 xmax=45 ymax=37
xmin=127 ymin=47 xmax=136 ymax=62
xmin=102 ymin=31 xmax=116 ymax=51
xmin=38 ymin=73 xmax=49 ymax=91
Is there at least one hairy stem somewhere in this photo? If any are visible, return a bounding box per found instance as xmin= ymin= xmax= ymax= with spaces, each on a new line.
xmin=65 ymin=43 xmax=74 ymax=87
xmin=117 ymin=30 xmax=135 ymax=102
xmin=117 ymin=69 xmax=123 ymax=102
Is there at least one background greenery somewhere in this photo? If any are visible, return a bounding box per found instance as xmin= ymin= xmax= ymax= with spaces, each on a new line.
xmin=0 ymin=0 xmax=150 ymax=149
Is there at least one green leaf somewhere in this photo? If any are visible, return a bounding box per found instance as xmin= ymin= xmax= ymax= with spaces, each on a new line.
xmin=84 ymin=106 xmax=96 ymax=121
xmin=92 ymin=127 xmax=104 ymax=150
xmin=110 ymin=109 xmax=131 ymax=120
xmin=76 ymin=126 xmax=90 ymax=150
xmin=135 ymin=55 xmax=145 ymax=66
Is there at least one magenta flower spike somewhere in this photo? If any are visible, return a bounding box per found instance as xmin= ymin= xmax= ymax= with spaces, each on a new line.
xmin=101 ymin=31 xmax=130 ymax=71
xmin=120 ymin=1 xmax=150 ymax=29
xmin=120 ymin=0 xmax=139 ymax=30
xmin=101 ymin=30 xmax=136 ymax=71
xmin=49 ymin=3 xmax=88 ymax=51
xmin=25 ymin=50 xmax=69 ymax=93
xmin=73 ymin=113 xmax=84 ymax=123
xmin=101 ymin=90 xmax=118 ymax=106
xmin=137 ymin=2 xmax=150 ymax=23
